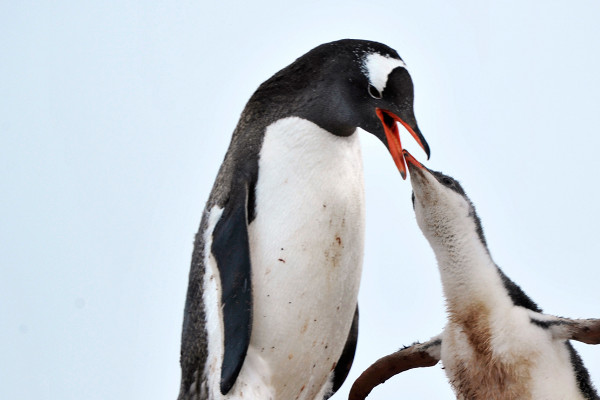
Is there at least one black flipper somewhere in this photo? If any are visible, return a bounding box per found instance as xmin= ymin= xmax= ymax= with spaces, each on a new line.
xmin=326 ymin=306 xmax=359 ymax=399
xmin=211 ymin=182 xmax=253 ymax=394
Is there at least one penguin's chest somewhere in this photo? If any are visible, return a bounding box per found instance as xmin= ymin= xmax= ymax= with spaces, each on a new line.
xmin=442 ymin=307 xmax=585 ymax=400
xmin=247 ymin=117 xmax=365 ymax=398
xmin=442 ymin=316 xmax=536 ymax=400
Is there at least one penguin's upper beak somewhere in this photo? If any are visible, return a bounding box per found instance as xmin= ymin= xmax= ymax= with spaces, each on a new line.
xmin=376 ymin=108 xmax=430 ymax=180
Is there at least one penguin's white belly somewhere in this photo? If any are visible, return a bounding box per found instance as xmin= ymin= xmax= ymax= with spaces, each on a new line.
xmin=441 ymin=307 xmax=585 ymax=400
xmin=242 ymin=117 xmax=366 ymax=399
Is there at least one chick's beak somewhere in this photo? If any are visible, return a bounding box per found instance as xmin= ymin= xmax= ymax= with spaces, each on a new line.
xmin=403 ymin=149 xmax=424 ymax=169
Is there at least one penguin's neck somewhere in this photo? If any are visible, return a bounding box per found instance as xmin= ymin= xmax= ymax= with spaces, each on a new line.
xmin=428 ymin=218 xmax=512 ymax=315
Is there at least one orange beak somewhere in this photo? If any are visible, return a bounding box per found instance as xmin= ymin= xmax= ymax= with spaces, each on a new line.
xmin=403 ymin=149 xmax=425 ymax=170
xmin=376 ymin=108 xmax=429 ymax=180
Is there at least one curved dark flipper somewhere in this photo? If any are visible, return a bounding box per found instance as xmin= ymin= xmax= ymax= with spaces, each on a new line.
xmin=324 ymin=306 xmax=359 ymax=399
xmin=349 ymin=336 xmax=442 ymax=400
xmin=211 ymin=183 xmax=253 ymax=394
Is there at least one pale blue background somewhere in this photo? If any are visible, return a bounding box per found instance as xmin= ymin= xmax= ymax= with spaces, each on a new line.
xmin=2 ymin=1 xmax=599 ymax=399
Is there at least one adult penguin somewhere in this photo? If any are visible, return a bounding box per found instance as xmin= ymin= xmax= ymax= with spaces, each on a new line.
xmin=178 ymin=39 xmax=430 ymax=400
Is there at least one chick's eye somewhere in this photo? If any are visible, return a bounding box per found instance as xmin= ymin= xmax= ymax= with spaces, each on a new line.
xmin=442 ymin=177 xmax=453 ymax=186
xmin=368 ymin=84 xmax=382 ymax=99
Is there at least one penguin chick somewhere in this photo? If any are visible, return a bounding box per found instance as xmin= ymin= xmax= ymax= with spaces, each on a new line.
xmin=349 ymin=151 xmax=600 ymax=400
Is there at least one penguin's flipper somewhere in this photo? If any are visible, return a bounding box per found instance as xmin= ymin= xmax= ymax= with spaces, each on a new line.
xmin=530 ymin=314 xmax=600 ymax=344
xmin=568 ymin=318 xmax=600 ymax=344
xmin=325 ymin=306 xmax=359 ymax=399
xmin=349 ymin=335 xmax=442 ymax=400
xmin=211 ymin=183 xmax=253 ymax=394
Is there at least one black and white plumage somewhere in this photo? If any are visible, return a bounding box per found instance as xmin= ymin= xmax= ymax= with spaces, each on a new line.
xmin=350 ymin=151 xmax=600 ymax=400
xmin=178 ymin=40 xmax=430 ymax=400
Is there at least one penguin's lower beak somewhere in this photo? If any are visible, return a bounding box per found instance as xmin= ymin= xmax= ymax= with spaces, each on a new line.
xmin=376 ymin=108 xmax=430 ymax=180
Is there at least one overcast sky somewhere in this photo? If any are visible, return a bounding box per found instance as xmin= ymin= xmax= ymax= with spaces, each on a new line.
xmin=2 ymin=1 xmax=600 ymax=399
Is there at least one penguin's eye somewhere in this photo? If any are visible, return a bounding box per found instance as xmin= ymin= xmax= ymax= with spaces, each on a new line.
xmin=441 ymin=177 xmax=454 ymax=187
xmin=368 ymin=84 xmax=382 ymax=99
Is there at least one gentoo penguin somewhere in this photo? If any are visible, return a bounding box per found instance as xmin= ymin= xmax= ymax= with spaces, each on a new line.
xmin=349 ymin=151 xmax=600 ymax=400
xmin=178 ymin=40 xmax=430 ymax=400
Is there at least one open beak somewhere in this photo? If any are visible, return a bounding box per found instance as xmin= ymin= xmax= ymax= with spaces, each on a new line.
xmin=376 ymin=108 xmax=430 ymax=179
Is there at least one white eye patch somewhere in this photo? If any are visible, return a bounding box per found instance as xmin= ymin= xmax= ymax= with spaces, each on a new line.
xmin=362 ymin=53 xmax=407 ymax=94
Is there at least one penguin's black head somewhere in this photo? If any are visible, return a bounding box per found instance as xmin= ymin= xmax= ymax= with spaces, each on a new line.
xmin=252 ymin=39 xmax=430 ymax=179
